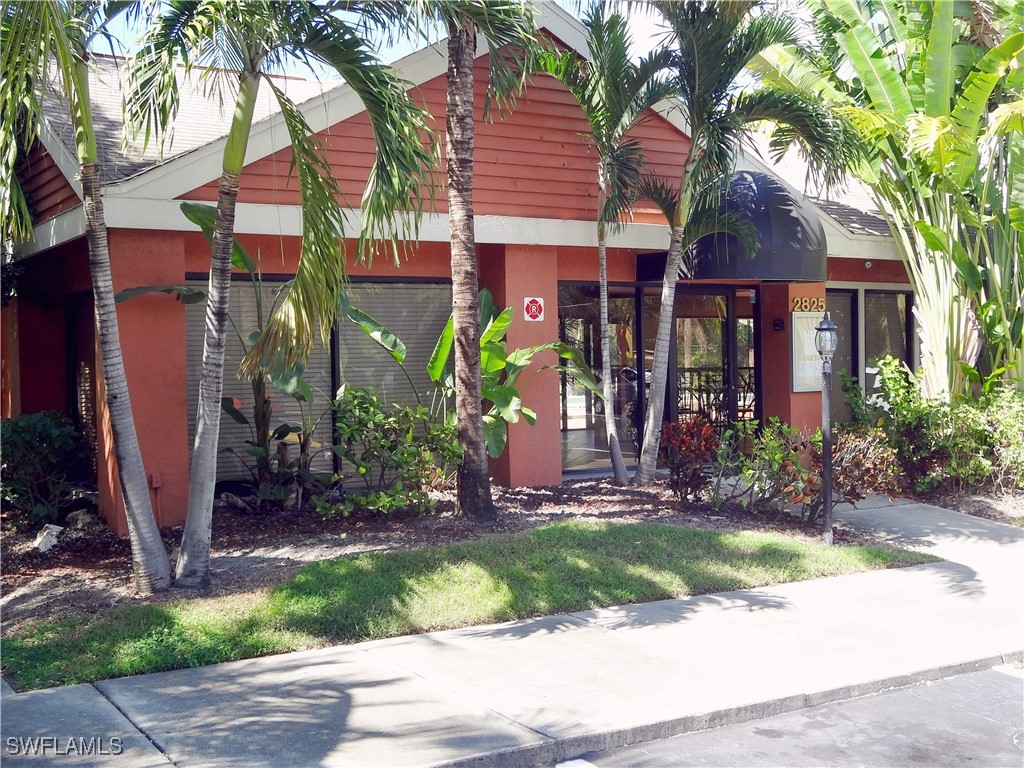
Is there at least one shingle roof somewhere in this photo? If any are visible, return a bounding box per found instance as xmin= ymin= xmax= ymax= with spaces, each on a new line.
xmin=742 ymin=135 xmax=891 ymax=239
xmin=811 ymin=199 xmax=893 ymax=238
xmin=40 ymin=54 xmax=339 ymax=185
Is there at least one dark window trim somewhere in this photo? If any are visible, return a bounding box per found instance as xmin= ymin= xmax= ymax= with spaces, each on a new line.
xmin=826 ymin=287 xmax=860 ymax=384
xmin=864 ymin=288 xmax=913 ymax=368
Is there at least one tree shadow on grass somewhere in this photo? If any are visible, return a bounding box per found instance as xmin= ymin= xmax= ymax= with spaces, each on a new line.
xmin=1 ymin=521 xmax=923 ymax=692
xmin=267 ymin=522 xmax=902 ymax=644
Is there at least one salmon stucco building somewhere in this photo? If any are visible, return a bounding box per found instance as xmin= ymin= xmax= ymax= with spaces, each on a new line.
xmin=2 ymin=5 xmax=916 ymax=535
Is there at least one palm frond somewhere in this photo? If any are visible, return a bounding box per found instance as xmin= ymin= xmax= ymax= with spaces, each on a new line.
xmin=1 ymin=0 xmax=84 ymax=239
xmin=123 ymin=0 xmax=227 ymax=156
xmin=636 ymin=174 xmax=679 ymax=224
xmin=731 ymin=88 xmax=863 ymax=194
xmin=302 ymin=11 xmax=437 ymax=263
xmin=239 ymin=80 xmax=347 ymax=379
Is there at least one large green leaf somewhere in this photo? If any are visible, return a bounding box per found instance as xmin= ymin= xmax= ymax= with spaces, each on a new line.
xmin=270 ymin=364 xmax=316 ymax=404
xmin=426 ymin=316 xmax=454 ymax=383
xmin=486 ymin=384 xmax=523 ymax=424
xmin=951 ymin=32 xmax=1024 ymax=140
xmin=115 ymin=285 xmax=206 ymax=304
xmin=923 ymin=0 xmax=954 ymax=118
xmin=339 ymin=293 xmax=406 ymax=364
xmin=480 ymin=307 xmax=513 ymax=347
xmin=914 ymin=221 xmax=983 ymax=291
xmin=839 ymin=25 xmax=913 ymax=117
xmin=482 ymin=414 xmax=507 ymax=459
xmin=220 ymin=397 xmax=249 ymax=426
xmin=478 ymin=287 xmax=497 ymax=329
xmin=179 ymin=202 xmax=255 ymax=273
xmin=480 ymin=340 xmax=508 ymax=374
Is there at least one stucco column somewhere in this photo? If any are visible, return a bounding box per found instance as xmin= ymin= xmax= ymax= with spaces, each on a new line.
xmin=758 ymin=282 xmax=826 ymax=431
xmin=95 ymin=230 xmax=189 ymax=534
xmin=480 ymin=243 xmax=562 ymax=487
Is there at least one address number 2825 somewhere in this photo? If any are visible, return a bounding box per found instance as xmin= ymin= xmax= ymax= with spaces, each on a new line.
xmin=792 ymin=297 xmax=826 ymax=312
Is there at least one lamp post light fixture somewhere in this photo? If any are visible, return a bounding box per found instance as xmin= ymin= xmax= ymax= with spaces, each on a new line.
xmin=815 ymin=311 xmax=838 ymax=545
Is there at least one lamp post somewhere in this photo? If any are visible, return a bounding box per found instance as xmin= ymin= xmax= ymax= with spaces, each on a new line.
xmin=815 ymin=312 xmax=838 ymax=545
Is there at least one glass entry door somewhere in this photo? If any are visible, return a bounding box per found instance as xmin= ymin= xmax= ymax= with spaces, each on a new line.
xmin=559 ymin=284 xmax=758 ymax=472
xmin=558 ymin=285 xmax=642 ymax=471
xmin=671 ymin=288 xmax=757 ymax=432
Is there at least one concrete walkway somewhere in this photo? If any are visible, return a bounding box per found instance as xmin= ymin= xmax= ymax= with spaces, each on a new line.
xmin=2 ymin=498 xmax=1021 ymax=767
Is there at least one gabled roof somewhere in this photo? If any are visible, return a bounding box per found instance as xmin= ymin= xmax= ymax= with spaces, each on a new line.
xmin=22 ymin=2 xmax=896 ymax=260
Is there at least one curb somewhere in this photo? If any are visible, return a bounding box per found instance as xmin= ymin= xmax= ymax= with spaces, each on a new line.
xmin=438 ymin=651 xmax=1024 ymax=768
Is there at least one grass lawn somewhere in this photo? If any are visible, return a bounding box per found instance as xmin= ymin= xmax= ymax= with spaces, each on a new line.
xmin=2 ymin=520 xmax=936 ymax=691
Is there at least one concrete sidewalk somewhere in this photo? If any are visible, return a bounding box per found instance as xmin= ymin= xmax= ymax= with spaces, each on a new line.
xmin=2 ymin=498 xmax=1021 ymax=767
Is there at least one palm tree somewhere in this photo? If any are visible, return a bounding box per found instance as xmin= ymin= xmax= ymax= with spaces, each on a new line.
xmin=125 ymin=0 xmax=435 ymax=586
xmin=385 ymin=1 xmax=536 ymax=520
xmin=538 ymin=8 xmax=673 ymax=485
xmin=632 ymin=0 xmax=858 ymax=485
xmin=0 ymin=0 xmax=172 ymax=593
xmin=753 ymin=0 xmax=1024 ymax=397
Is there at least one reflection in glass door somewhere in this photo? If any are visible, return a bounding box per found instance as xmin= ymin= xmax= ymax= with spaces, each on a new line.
xmin=559 ymin=284 xmax=758 ymax=472
xmin=675 ymin=293 xmax=727 ymax=428
xmin=558 ymin=285 xmax=641 ymax=471
xmin=673 ymin=289 xmax=757 ymax=431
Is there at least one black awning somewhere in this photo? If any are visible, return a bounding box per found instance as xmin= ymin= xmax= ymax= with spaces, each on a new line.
xmin=637 ymin=170 xmax=828 ymax=283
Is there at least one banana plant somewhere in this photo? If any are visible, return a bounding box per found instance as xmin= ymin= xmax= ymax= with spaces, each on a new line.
xmin=751 ymin=0 xmax=1024 ymax=396
xmin=179 ymin=202 xmax=407 ymax=508
xmin=428 ymin=289 xmax=602 ymax=459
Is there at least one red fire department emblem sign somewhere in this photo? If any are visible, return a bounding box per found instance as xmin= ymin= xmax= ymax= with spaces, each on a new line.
xmin=524 ymin=297 xmax=544 ymax=321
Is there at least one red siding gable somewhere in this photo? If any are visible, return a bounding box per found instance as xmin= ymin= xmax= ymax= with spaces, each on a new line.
xmin=182 ymin=56 xmax=691 ymax=222
xmin=16 ymin=140 xmax=80 ymax=224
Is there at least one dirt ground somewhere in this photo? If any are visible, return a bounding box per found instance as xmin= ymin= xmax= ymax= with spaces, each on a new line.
xmin=2 ymin=480 xmax=1021 ymax=638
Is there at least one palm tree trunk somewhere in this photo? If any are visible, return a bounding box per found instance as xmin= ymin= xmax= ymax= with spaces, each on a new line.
xmin=597 ymin=218 xmax=629 ymax=484
xmin=176 ymin=75 xmax=259 ymax=587
xmin=633 ymin=223 xmax=685 ymax=485
xmin=81 ymin=164 xmax=172 ymax=593
xmin=175 ymin=173 xmax=240 ymax=587
xmin=446 ymin=16 xmax=495 ymax=521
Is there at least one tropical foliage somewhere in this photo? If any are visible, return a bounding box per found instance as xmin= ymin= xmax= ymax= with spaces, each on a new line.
xmin=632 ymin=0 xmax=857 ymax=485
xmin=124 ymin=0 xmax=436 ymax=586
xmin=406 ymin=0 xmax=538 ymax=521
xmin=753 ymin=0 xmax=1024 ymax=397
xmin=538 ymin=7 xmax=674 ymax=485
xmin=428 ymin=288 xmax=601 ymax=459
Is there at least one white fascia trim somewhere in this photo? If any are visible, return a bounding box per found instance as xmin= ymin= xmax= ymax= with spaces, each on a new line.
xmin=108 ymin=43 xmax=451 ymax=201
xmin=34 ymin=117 xmax=84 ymax=198
xmin=13 ymin=205 xmax=85 ymax=257
xmin=537 ymin=2 xmax=590 ymax=54
xmin=101 ymin=198 xmax=670 ymax=250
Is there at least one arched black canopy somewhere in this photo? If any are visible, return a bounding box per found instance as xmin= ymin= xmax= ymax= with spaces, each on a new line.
xmin=689 ymin=170 xmax=827 ymax=281
xmin=636 ymin=170 xmax=828 ymax=282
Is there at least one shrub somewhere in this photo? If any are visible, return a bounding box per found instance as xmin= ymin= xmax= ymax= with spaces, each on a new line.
xmin=1 ymin=411 xmax=90 ymax=524
xmin=987 ymin=387 xmax=1024 ymax=489
xmin=658 ymin=417 xmax=717 ymax=500
xmin=870 ymin=356 xmax=1024 ymax=492
xmin=320 ymin=386 xmax=461 ymax=516
xmin=710 ymin=419 xmax=817 ymax=514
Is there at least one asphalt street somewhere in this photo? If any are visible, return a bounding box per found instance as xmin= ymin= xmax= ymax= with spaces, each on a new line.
xmin=561 ymin=665 xmax=1024 ymax=767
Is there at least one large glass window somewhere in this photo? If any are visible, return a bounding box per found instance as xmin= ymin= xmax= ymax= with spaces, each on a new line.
xmin=865 ymin=291 xmax=912 ymax=367
xmin=558 ymin=284 xmax=642 ymax=471
xmin=826 ymin=290 xmax=856 ymax=424
xmin=186 ymin=280 xmax=450 ymax=483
